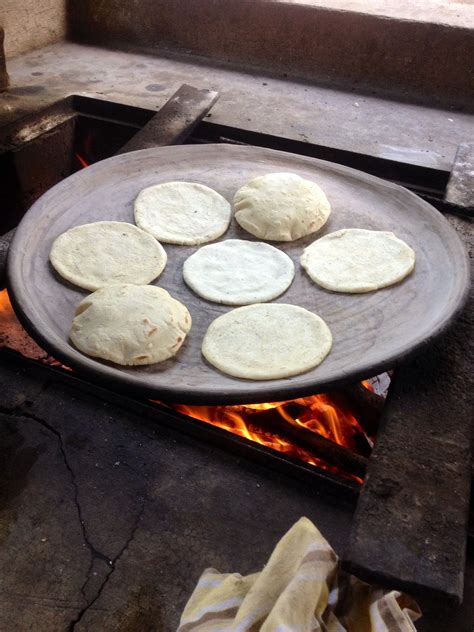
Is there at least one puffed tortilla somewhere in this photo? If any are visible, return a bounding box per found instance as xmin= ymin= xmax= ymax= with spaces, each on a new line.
xmin=50 ymin=221 xmax=167 ymax=291
xmin=134 ymin=181 xmax=231 ymax=245
xmin=301 ymin=228 xmax=416 ymax=293
xmin=70 ymin=284 xmax=191 ymax=366
xmin=202 ymin=303 xmax=332 ymax=380
xmin=234 ymin=172 xmax=331 ymax=241
xmin=183 ymin=239 xmax=295 ymax=305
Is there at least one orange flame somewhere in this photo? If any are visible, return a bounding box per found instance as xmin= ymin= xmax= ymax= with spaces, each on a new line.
xmin=174 ymin=402 xmax=338 ymax=470
xmin=278 ymin=395 xmax=362 ymax=448
xmin=0 ymin=288 xmax=66 ymax=367
xmin=74 ymin=152 xmax=89 ymax=169
xmin=171 ymin=394 xmax=369 ymax=483
xmin=1 ymin=287 xmax=379 ymax=482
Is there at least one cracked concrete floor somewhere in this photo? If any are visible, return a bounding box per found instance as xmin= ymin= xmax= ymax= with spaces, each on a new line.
xmin=2 ymin=357 xmax=474 ymax=632
xmin=0 ymin=357 xmax=356 ymax=631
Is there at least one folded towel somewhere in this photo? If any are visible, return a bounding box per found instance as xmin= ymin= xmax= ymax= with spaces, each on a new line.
xmin=178 ymin=517 xmax=421 ymax=632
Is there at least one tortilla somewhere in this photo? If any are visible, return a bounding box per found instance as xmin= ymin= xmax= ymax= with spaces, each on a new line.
xmin=183 ymin=239 xmax=295 ymax=305
xmin=70 ymin=284 xmax=191 ymax=366
xmin=234 ymin=172 xmax=331 ymax=241
xmin=50 ymin=221 xmax=167 ymax=291
xmin=202 ymin=303 xmax=332 ymax=380
xmin=134 ymin=181 xmax=231 ymax=245
xmin=301 ymin=228 xmax=415 ymax=293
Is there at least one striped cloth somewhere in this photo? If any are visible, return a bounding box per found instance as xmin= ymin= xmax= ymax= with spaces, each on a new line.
xmin=178 ymin=517 xmax=421 ymax=632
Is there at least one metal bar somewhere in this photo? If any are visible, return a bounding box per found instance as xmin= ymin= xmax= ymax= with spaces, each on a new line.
xmin=71 ymin=94 xmax=154 ymax=128
xmin=189 ymin=121 xmax=450 ymax=199
xmin=116 ymin=84 xmax=219 ymax=154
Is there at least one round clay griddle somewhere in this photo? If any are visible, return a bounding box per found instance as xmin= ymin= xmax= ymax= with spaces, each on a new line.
xmin=7 ymin=144 xmax=470 ymax=404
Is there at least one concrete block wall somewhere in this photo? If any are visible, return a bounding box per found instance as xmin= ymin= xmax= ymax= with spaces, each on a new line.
xmin=0 ymin=0 xmax=66 ymax=59
xmin=69 ymin=0 xmax=474 ymax=108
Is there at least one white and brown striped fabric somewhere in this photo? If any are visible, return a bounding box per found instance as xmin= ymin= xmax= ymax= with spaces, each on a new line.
xmin=178 ymin=517 xmax=421 ymax=632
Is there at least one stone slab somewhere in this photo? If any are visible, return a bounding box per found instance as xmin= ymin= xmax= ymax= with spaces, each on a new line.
xmin=344 ymin=214 xmax=473 ymax=603
xmin=1 ymin=43 xmax=473 ymax=174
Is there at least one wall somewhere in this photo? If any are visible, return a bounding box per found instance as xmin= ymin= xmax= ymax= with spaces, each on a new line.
xmin=0 ymin=0 xmax=66 ymax=59
xmin=69 ymin=0 xmax=474 ymax=109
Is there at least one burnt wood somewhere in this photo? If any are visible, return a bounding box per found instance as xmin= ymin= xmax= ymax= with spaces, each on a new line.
xmin=330 ymin=383 xmax=385 ymax=437
xmin=344 ymin=279 xmax=472 ymax=602
xmin=116 ymin=84 xmax=218 ymax=154
xmin=234 ymin=407 xmax=367 ymax=479
xmin=7 ymin=144 xmax=470 ymax=404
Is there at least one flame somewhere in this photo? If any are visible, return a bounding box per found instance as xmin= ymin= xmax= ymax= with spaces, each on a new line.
xmin=361 ymin=379 xmax=374 ymax=392
xmin=74 ymin=152 xmax=89 ymax=169
xmin=174 ymin=401 xmax=344 ymax=474
xmin=171 ymin=394 xmax=369 ymax=483
xmin=0 ymin=288 xmax=66 ymax=367
xmin=278 ymin=395 xmax=362 ymax=448
xmin=1 ymin=287 xmax=381 ymax=483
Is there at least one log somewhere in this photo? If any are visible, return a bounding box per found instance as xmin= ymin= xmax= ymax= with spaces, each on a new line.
xmin=243 ymin=406 xmax=367 ymax=479
xmin=0 ymin=229 xmax=15 ymax=288
xmin=329 ymin=383 xmax=385 ymax=437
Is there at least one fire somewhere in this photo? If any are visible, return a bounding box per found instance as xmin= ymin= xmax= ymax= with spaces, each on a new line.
xmin=0 ymin=288 xmax=45 ymax=359
xmin=1 ymin=287 xmax=382 ymax=482
xmin=278 ymin=395 xmax=362 ymax=448
xmin=74 ymin=152 xmax=89 ymax=169
xmin=174 ymin=401 xmax=342 ymax=473
xmin=171 ymin=394 xmax=371 ymax=483
xmin=74 ymin=130 xmax=96 ymax=169
xmin=0 ymin=288 xmax=65 ymax=367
